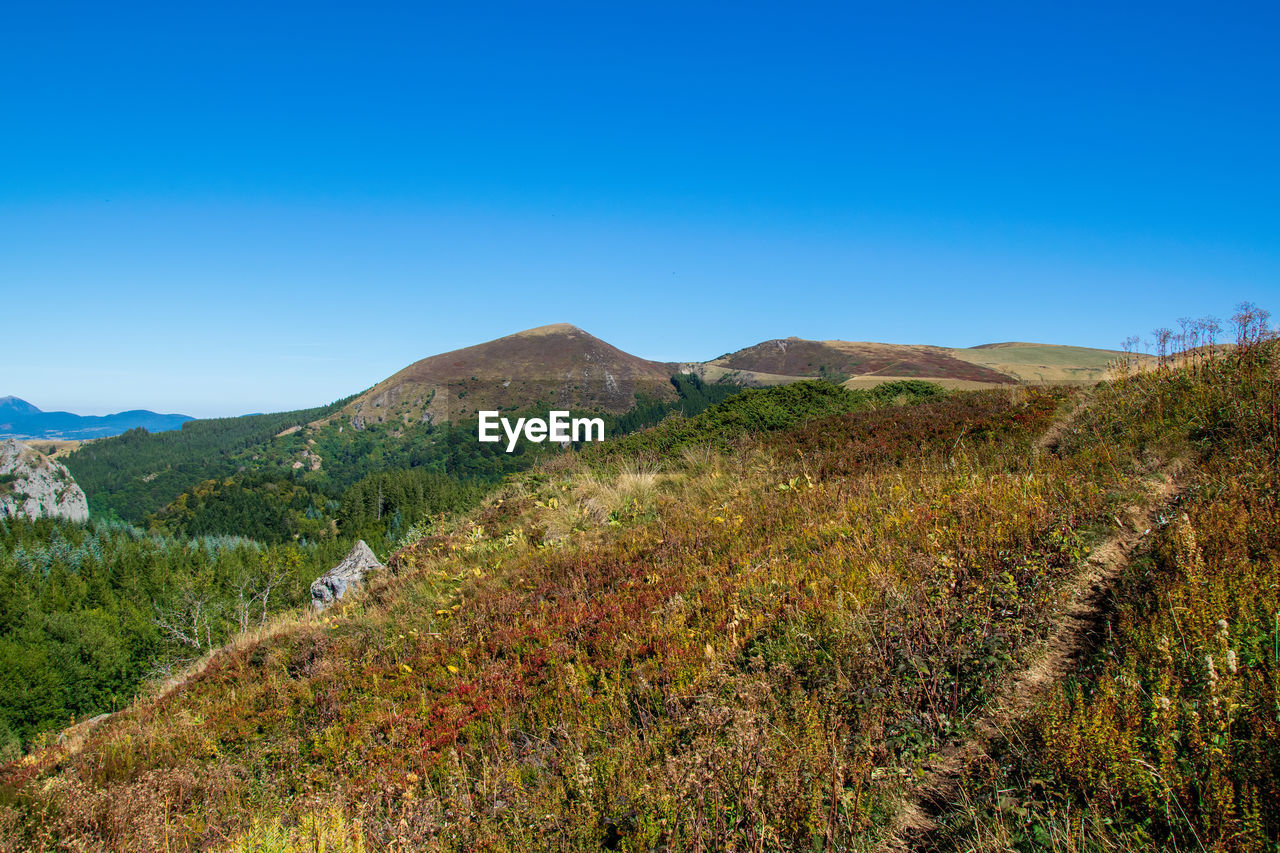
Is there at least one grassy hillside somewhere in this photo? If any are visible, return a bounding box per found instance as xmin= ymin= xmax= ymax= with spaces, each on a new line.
xmin=4 ymin=327 xmax=1276 ymax=852
xmin=59 ymin=376 xmax=753 ymax=545
xmin=0 ymin=515 xmax=356 ymax=757
xmin=925 ymin=334 xmax=1280 ymax=850
xmin=946 ymin=341 xmax=1137 ymax=384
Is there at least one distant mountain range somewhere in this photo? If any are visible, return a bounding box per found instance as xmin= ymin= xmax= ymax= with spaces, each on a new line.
xmin=7 ymin=326 xmax=1136 ymax=441
xmin=331 ymin=324 xmax=1136 ymax=429
xmin=0 ymin=396 xmax=193 ymax=440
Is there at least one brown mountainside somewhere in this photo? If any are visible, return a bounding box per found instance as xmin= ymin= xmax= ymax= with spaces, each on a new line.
xmin=711 ymin=338 xmax=1017 ymax=384
xmin=334 ymin=327 xmax=1139 ymax=430
xmin=341 ymin=324 xmax=678 ymax=426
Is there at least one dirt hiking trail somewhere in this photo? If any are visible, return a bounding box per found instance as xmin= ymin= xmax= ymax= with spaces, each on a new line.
xmin=876 ymin=402 xmax=1188 ymax=852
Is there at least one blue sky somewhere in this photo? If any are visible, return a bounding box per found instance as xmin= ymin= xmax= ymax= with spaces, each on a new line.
xmin=2 ymin=1 xmax=1277 ymax=417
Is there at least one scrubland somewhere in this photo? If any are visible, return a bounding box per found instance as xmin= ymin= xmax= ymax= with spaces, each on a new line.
xmin=2 ymin=326 xmax=1276 ymax=852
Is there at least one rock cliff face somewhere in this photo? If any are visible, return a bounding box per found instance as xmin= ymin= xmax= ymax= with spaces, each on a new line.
xmin=0 ymin=439 xmax=90 ymax=522
xmin=310 ymin=540 xmax=384 ymax=611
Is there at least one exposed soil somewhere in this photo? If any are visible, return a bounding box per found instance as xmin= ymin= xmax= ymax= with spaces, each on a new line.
xmin=1032 ymin=391 xmax=1093 ymax=456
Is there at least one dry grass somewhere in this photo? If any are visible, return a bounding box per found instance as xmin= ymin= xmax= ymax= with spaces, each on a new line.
xmin=574 ymin=459 xmax=664 ymax=524
xmin=222 ymin=806 xmax=368 ymax=853
xmin=923 ymin=329 xmax=1280 ymax=851
xmin=12 ymin=439 xmax=89 ymax=460
xmin=947 ymin=343 xmax=1138 ymax=384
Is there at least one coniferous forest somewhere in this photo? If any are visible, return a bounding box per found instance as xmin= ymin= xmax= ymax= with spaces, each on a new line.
xmin=0 ymin=515 xmax=330 ymax=755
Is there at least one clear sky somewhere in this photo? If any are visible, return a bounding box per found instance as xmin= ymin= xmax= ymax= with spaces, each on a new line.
xmin=2 ymin=1 xmax=1277 ymax=417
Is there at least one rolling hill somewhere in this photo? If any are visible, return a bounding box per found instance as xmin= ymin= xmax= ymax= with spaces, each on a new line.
xmin=707 ymin=338 xmax=1016 ymax=384
xmin=335 ymin=327 xmax=1137 ymax=433
xmin=700 ymin=337 xmax=1139 ymax=389
xmin=945 ymin=341 xmax=1137 ymax=383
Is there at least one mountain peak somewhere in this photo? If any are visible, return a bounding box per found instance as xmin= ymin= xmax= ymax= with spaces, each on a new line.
xmin=343 ymin=325 xmax=678 ymax=424
xmin=0 ymin=396 xmax=42 ymax=417
xmin=510 ymin=323 xmax=584 ymax=337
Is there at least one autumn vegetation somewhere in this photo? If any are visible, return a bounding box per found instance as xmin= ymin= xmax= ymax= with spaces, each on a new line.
xmin=1 ymin=308 xmax=1277 ymax=851
xmin=928 ymin=307 xmax=1280 ymax=850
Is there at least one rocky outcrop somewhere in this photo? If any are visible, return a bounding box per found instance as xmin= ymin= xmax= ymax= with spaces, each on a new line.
xmin=291 ymin=449 xmax=322 ymax=471
xmin=310 ymin=540 xmax=383 ymax=611
xmin=56 ymin=712 xmax=112 ymax=753
xmin=0 ymin=439 xmax=89 ymax=522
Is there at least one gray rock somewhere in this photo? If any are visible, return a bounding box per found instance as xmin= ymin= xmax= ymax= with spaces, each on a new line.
xmin=0 ymin=439 xmax=89 ymax=523
xmin=56 ymin=712 xmax=111 ymax=746
xmin=310 ymin=539 xmax=384 ymax=611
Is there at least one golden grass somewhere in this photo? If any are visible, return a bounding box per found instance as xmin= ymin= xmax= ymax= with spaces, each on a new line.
xmin=947 ymin=343 xmax=1144 ymax=383
xmin=574 ymin=460 xmax=663 ymax=524
xmin=14 ymin=439 xmax=89 ymax=459
xmin=221 ymin=806 xmax=367 ymax=853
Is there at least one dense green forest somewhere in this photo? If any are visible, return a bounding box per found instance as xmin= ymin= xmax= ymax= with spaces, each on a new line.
xmin=148 ymin=468 xmax=485 ymax=553
xmin=336 ymin=468 xmax=482 ymax=543
xmin=0 ymin=515 xmax=353 ymax=757
xmin=609 ymin=373 xmax=747 ymax=434
xmin=148 ymin=474 xmax=336 ymax=545
xmin=63 ymin=397 xmax=356 ymax=522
